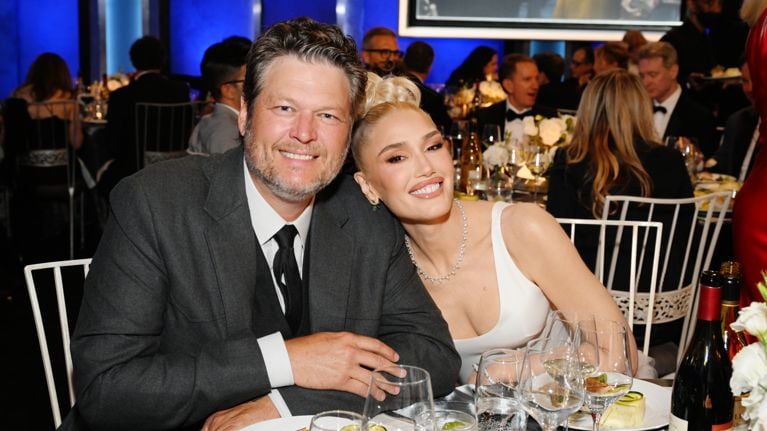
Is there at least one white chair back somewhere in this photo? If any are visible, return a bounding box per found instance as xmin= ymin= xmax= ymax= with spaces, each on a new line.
xmin=135 ymin=101 xmax=206 ymax=169
xmin=24 ymin=258 xmax=92 ymax=428
xmin=556 ymin=218 xmax=663 ymax=355
xmin=18 ymin=100 xmax=82 ymax=258
xmin=602 ymin=191 xmax=732 ymax=364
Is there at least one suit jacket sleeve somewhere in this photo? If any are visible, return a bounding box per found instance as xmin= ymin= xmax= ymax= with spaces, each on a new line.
xmin=71 ymin=174 xmax=272 ymax=430
xmin=280 ymin=193 xmax=460 ymax=414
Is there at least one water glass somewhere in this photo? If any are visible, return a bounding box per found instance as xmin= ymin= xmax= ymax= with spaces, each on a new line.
xmin=362 ymin=365 xmax=435 ymax=431
xmin=309 ymin=410 xmax=365 ymax=431
xmin=433 ymin=401 xmax=477 ymax=431
xmin=475 ymin=348 xmax=527 ymax=431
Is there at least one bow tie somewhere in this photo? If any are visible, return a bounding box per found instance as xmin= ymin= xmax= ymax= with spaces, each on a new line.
xmin=506 ymin=109 xmax=534 ymax=122
xmin=653 ymin=105 xmax=667 ymax=114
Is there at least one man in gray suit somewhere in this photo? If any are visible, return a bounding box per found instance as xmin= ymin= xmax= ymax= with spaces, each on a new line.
xmin=64 ymin=18 xmax=459 ymax=431
xmin=188 ymin=39 xmax=250 ymax=155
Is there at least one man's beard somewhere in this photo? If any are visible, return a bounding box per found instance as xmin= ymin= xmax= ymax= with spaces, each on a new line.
xmin=243 ymin=128 xmax=347 ymax=203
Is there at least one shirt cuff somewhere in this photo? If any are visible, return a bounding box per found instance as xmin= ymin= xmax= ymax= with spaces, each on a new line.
xmin=257 ymin=332 xmax=295 ymax=388
xmin=268 ymin=390 xmax=292 ymax=417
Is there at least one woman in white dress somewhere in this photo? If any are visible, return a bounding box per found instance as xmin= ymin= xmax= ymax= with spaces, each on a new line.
xmin=351 ymin=74 xmax=638 ymax=383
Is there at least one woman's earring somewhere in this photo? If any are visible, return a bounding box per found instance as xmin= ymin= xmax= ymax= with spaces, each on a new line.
xmin=370 ymin=199 xmax=380 ymax=212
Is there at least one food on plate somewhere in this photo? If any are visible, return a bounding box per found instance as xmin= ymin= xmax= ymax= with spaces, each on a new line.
xmin=441 ymin=421 xmax=467 ymax=430
xmin=599 ymin=391 xmax=646 ymax=428
xmin=710 ymin=66 xmax=741 ymax=78
xmin=367 ymin=425 xmax=387 ymax=431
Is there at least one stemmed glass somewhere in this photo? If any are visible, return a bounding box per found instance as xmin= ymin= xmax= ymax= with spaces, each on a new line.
xmin=505 ymin=138 xmax=528 ymax=203
xmin=475 ymin=348 xmax=527 ymax=430
xmin=580 ymin=320 xmax=633 ymax=431
xmin=309 ymin=410 xmax=365 ymax=431
xmin=525 ymin=144 xmax=548 ymax=204
xmin=518 ymin=336 xmax=585 ymax=431
xmin=362 ymin=365 xmax=435 ymax=431
xmin=481 ymin=124 xmax=502 ymax=148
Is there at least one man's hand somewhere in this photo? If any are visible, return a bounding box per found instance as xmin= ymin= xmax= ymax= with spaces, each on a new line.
xmin=201 ymin=396 xmax=279 ymax=431
xmin=286 ymin=331 xmax=400 ymax=397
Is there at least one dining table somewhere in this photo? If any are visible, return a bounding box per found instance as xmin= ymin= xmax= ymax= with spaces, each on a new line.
xmin=236 ymin=378 xmax=674 ymax=431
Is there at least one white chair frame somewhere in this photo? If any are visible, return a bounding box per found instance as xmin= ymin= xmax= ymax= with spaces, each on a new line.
xmin=24 ymin=258 xmax=92 ymax=428
xmin=602 ymin=191 xmax=732 ymax=364
xmin=556 ymin=218 xmax=663 ymax=355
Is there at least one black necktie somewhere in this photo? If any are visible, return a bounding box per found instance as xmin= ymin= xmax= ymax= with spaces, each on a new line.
xmin=653 ymin=105 xmax=667 ymax=114
xmin=272 ymin=225 xmax=302 ymax=333
xmin=506 ymin=109 xmax=533 ymax=122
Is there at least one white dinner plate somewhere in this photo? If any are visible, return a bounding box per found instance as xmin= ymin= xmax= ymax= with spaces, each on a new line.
xmin=239 ymin=414 xmax=312 ymax=431
xmin=568 ymin=379 xmax=671 ymax=431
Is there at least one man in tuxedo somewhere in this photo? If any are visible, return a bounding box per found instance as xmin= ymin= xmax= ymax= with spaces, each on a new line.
xmin=188 ymin=39 xmax=250 ymax=155
xmin=637 ymin=41 xmax=717 ymax=157
xmin=474 ymin=53 xmax=557 ymax=137
xmin=401 ymin=41 xmax=452 ymax=132
xmin=709 ymin=61 xmax=760 ymax=180
xmin=99 ymin=36 xmax=190 ymax=197
xmin=63 ymin=18 xmax=459 ymax=431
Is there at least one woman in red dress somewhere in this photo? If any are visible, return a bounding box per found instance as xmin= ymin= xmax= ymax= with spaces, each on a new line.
xmin=735 ymin=0 xmax=767 ymax=306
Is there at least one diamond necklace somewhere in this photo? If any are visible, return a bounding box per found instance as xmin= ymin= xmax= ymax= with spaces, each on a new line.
xmin=404 ymin=199 xmax=468 ymax=284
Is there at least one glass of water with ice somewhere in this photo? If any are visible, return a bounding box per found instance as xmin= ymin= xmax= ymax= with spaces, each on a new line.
xmin=475 ymin=348 xmax=527 ymax=431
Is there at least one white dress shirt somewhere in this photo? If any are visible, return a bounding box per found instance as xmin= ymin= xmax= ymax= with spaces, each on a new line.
xmin=243 ymin=158 xmax=314 ymax=417
xmin=653 ymin=84 xmax=682 ymax=140
xmin=504 ymin=100 xmax=532 ymax=132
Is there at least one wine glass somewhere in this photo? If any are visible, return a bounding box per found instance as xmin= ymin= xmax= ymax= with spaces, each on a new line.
xmin=580 ymin=321 xmax=633 ymax=431
xmin=505 ymin=138 xmax=528 ymax=202
xmin=524 ymin=144 xmax=548 ymax=204
xmin=518 ymin=336 xmax=585 ymax=431
xmin=475 ymin=348 xmax=527 ymax=430
xmin=481 ymin=124 xmax=501 ymax=148
xmin=309 ymin=410 xmax=365 ymax=431
xmin=362 ymin=365 xmax=435 ymax=431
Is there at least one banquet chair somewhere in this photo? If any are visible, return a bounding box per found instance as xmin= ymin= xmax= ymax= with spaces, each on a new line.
xmin=135 ymin=101 xmax=206 ymax=169
xmin=24 ymin=258 xmax=92 ymax=428
xmin=556 ymin=218 xmax=663 ymax=356
xmin=8 ymin=99 xmax=84 ymax=259
xmin=602 ymin=191 xmax=732 ymax=366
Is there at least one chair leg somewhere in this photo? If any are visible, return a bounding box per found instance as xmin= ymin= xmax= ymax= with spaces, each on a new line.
xmin=68 ymin=188 xmax=74 ymax=260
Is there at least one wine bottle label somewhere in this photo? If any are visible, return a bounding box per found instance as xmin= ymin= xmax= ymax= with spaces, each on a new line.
xmin=711 ymin=423 xmax=732 ymax=430
xmin=669 ymin=415 xmax=688 ymax=431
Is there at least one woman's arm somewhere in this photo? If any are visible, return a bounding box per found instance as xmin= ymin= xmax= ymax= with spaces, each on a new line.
xmin=501 ymin=203 xmax=639 ymax=374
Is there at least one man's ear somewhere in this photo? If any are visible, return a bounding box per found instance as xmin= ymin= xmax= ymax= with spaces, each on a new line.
xmin=501 ymin=78 xmax=513 ymax=94
xmin=238 ymin=97 xmax=247 ymax=135
xmin=353 ymin=171 xmax=380 ymax=204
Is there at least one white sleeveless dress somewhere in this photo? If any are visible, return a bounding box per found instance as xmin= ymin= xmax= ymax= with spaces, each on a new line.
xmin=453 ymin=202 xmax=551 ymax=383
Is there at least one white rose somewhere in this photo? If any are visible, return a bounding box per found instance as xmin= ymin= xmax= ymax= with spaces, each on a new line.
xmin=731 ymin=343 xmax=767 ymax=395
xmin=522 ymin=116 xmax=538 ymax=136
xmin=483 ymin=144 xmax=509 ymax=168
xmin=538 ymin=118 xmax=565 ymax=146
xmin=732 ymin=302 xmax=767 ymax=339
xmin=507 ymin=119 xmax=526 ymax=144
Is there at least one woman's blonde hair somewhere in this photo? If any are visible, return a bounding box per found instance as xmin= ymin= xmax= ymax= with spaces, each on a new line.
xmin=351 ymin=72 xmax=422 ymax=168
xmin=566 ymin=68 xmax=656 ymax=218
xmin=741 ymin=0 xmax=767 ymax=26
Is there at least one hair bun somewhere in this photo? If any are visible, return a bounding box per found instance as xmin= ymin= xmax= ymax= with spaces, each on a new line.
xmin=363 ymin=72 xmax=421 ymax=117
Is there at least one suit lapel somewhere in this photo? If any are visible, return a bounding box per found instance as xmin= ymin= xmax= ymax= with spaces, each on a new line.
xmin=202 ymin=150 xmax=270 ymax=334
xmin=306 ymin=183 xmax=354 ymax=331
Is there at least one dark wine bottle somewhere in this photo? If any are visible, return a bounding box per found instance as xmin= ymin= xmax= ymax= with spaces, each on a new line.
xmin=721 ymin=271 xmax=746 ymax=361
xmin=670 ymin=270 xmax=733 ymax=430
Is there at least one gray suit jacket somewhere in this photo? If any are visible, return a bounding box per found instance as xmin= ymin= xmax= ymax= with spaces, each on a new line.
xmin=187 ymin=103 xmax=241 ymax=155
xmin=66 ymin=148 xmax=459 ymax=430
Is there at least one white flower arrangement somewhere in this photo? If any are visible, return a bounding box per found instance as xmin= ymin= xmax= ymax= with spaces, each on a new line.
xmin=448 ymin=80 xmax=508 ymax=119
xmin=731 ymin=272 xmax=767 ymax=429
xmin=481 ymin=114 xmax=576 ymax=169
